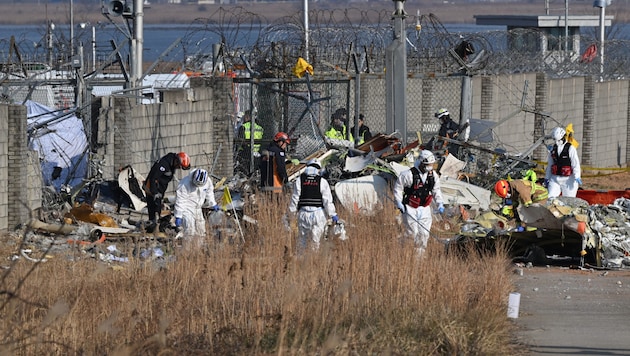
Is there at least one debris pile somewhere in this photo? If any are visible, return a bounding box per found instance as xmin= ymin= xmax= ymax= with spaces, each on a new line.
xmin=18 ymin=123 xmax=630 ymax=270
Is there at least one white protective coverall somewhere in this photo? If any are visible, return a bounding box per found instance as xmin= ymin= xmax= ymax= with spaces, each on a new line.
xmin=545 ymin=141 xmax=581 ymax=198
xmin=393 ymin=167 xmax=444 ymax=256
xmin=174 ymin=173 xmax=217 ymax=241
xmin=288 ymin=166 xmax=337 ymax=253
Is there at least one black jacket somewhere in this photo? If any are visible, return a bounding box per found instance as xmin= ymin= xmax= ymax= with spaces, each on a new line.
xmin=144 ymin=152 xmax=179 ymax=196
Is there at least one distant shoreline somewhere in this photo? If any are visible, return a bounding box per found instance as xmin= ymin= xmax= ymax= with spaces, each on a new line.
xmin=1 ymin=2 xmax=628 ymax=26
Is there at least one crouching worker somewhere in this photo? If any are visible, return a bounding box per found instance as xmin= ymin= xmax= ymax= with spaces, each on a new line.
xmin=494 ymin=175 xmax=548 ymax=232
xmin=288 ymin=159 xmax=339 ymax=253
xmin=174 ymin=168 xmax=219 ymax=247
xmin=394 ymin=150 xmax=445 ymax=256
xmin=143 ymin=152 xmax=191 ymax=232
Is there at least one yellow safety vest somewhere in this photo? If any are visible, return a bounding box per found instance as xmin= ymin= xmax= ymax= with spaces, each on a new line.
xmin=242 ymin=122 xmax=263 ymax=152
xmin=325 ymin=125 xmax=353 ymax=142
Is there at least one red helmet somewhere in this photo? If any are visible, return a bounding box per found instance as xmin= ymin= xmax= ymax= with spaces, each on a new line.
xmin=494 ymin=180 xmax=510 ymax=198
xmin=177 ymin=152 xmax=191 ymax=170
xmin=273 ymin=132 xmax=290 ymax=144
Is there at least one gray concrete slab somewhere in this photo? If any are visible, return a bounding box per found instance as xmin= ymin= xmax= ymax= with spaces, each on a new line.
xmin=513 ymin=266 xmax=630 ymax=355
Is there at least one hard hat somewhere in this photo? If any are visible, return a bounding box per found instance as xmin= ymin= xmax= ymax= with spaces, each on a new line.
xmin=434 ymin=108 xmax=450 ymax=119
xmin=273 ymin=132 xmax=290 ymax=144
xmin=177 ymin=152 xmax=191 ymax=170
xmin=415 ymin=150 xmax=436 ymax=168
xmin=420 ymin=150 xmax=436 ymax=164
xmin=494 ymin=180 xmax=510 ymax=198
xmin=551 ymin=127 xmax=566 ymax=141
xmin=192 ymin=168 xmax=208 ymax=187
xmin=306 ymin=158 xmax=321 ymax=169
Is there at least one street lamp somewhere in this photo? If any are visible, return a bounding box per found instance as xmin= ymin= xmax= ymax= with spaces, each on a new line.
xmin=593 ymin=0 xmax=611 ymax=79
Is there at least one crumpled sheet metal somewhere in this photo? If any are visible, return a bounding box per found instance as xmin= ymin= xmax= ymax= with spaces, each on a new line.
xmin=67 ymin=203 xmax=119 ymax=228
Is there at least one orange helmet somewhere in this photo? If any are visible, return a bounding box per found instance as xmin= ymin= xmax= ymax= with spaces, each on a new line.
xmin=494 ymin=180 xmax=510 ymax=198
xmin=177 ymin=152 xmax=191 ymax=170
xmin=273 ymin=132 xmax=290 ymax=144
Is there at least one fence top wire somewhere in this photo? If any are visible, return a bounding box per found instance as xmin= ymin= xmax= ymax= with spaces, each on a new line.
xmin=2 ymin=7 xmax=630 ymax=87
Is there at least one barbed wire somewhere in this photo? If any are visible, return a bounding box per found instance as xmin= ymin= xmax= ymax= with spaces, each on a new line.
xmin=2 ymin=7 xmax=630 ymax=83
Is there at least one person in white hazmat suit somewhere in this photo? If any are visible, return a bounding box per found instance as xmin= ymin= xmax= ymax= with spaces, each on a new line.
xmin=288 ymin=159 xmax=339 ymax=253
xmin=174 ymin=168 xmax=219 ymax=244
xmin=393 ymin=150 xmax=445 ymax=256
xmin=545 ymin=127 xmax=582 ymax=198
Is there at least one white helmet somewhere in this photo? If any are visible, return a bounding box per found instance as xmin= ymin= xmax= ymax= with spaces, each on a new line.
xmin=306 ymin=158 xmax=321 ymax=169
xmin=304 ymin=159 xmax=321 ymax=176
xmin=192 ymin=168 xmax=208 ymax=187
xmin=435 ymin=108 xmax=450 ymax=119
xmin=421 ymin=150 xmax=436 ymax=164
xmin=415 ymin=150 xmax=436 ymax=168
xmin=551 ymin=127 xmax=566 ymax=141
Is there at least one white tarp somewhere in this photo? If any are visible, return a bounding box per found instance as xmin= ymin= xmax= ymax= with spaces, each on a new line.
xmin=26 ymin=100 xmax=88 ymax=190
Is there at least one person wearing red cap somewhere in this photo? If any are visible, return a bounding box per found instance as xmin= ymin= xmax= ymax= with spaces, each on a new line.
xmin=260 ymin=132 xmax=290 ymax=193
xmin=143 ymin=151 xmax=191 ymax=231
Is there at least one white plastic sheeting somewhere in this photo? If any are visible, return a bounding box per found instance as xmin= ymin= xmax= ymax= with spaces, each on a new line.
xmin=26 ymin=100 xmax=88 ymax=191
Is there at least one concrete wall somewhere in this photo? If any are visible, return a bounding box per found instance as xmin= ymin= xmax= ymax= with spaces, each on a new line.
xmin=471 ymin=73 xmax=537 ymax=155
xmin=5 ymin=104 xmax=40 ymax=231
xmin=590 ymin=79 xmax=629 ymax=168
xmin=94 ymin=77 xmax=233 ymax=202
xmin=0 ymin=105 xmax=7 ymax=230
xmin=1 ymin=73 xmax=629 ymax=232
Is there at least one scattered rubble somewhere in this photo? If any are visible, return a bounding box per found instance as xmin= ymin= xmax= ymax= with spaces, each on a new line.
xmin=15 ymin=129 xmax=630 ymax=269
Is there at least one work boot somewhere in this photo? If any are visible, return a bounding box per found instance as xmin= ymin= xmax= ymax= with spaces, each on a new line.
xmin=146 ymin=220 xmax=157 ymax=233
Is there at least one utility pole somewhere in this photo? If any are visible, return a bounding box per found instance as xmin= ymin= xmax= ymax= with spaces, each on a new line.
xmin=304 ymin=0 xmax=309 ymax=61
xmin=132 ymin=0 xmax=143 ymax=89
xmin=385 ymin=0 xmax=408 ymax=144
xmin=70 ymin=0 xmax=74 ymax=57
xmin=47 ymin=21 xmax=54 ymax=67
xmin=593 ymin=0 xmax=611 ymax=80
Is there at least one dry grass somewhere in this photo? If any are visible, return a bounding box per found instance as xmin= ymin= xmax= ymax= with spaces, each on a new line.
xmin=0 ymin=197 xmax=522 ymax=355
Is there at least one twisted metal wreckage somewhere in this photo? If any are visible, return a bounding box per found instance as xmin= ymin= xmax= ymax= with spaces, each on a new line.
xmin=9 ymin=7 xmax=630 ymax=267
xmin=28 ymin=112 xmax=630 ymax=269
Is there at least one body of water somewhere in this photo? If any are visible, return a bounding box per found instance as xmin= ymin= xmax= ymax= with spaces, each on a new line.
xmin=1 ymin=22 xmax=629 ymax=63
xmin=0 ymin=23 xmax=506 ymax=63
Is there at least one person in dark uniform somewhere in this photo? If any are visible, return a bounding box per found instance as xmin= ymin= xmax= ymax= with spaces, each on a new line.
xmin=260 ymin=132 xmax=290 ymax=194
xmin=429 ymin=108 xmax=462 ymax=156
xmin=143 ymin=151 xmax=191 ymax=231
xmin=352 ymin=113 xmax=373 ymax=146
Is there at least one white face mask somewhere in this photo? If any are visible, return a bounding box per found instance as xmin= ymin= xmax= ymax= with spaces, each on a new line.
xmin=555 ymin=139 xmax=564 ymax=146
xmin=424 ymin=165 xmax=433 ymax=172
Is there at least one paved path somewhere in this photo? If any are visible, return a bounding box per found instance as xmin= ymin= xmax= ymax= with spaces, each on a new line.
xmin=513 ymin=266 xmax=630 ymax=355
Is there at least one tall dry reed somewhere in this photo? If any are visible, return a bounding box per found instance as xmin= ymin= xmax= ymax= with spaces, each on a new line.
xmin=0 ymin=196 xmax=523 ymax=355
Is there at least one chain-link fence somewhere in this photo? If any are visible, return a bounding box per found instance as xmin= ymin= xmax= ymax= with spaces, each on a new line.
xmin=2 ymin=6 xmax=630 ymax=177
xmin=232 ymin=77 xmax=351 ymax=176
